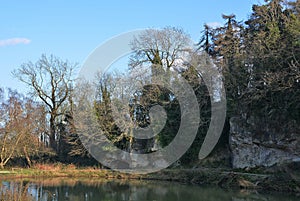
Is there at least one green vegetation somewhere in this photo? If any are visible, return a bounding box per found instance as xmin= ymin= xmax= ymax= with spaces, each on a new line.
xmin=0 ymin=1 xmax=299 ymax=193
xmin=198 ymin=0 xmax=300 ymax=120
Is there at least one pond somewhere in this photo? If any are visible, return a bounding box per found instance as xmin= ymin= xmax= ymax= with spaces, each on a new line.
xmin=0 ymin=178 xmax=299 ymax=201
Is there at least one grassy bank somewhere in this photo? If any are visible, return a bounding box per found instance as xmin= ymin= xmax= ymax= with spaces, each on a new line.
xmin=1 ymin=164 xmax=299 ymax=194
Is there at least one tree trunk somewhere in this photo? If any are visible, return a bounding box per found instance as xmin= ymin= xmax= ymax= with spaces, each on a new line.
xmin=23 ymin=146 xmax=32 ymax=168
xmin=151 ymin=64 xmax=164 ymax=83
xmin=49 ymin=116 xmax=57 ymax=151
xmin=0 ymin=162 xmax=4 ymax=169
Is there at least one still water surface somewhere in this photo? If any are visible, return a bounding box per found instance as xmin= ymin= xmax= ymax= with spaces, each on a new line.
xmin=1 ymin=178 xmax=299 ymax=201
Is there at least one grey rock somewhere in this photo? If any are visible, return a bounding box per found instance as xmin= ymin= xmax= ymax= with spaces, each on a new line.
xmin=229 ymin=116 xmax=300 ymax=169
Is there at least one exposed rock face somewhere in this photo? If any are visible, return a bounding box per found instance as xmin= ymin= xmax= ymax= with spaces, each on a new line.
xmin=229 ymin=116 xmax=300 ymax=169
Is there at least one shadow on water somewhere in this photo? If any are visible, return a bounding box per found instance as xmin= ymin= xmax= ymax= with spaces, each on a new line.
xmin=0 ymin=178 xmax=299 ymax=201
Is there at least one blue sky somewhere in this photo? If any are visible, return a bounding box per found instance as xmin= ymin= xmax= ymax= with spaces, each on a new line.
xmin=0 ymin=0 xmax=259 ymax=93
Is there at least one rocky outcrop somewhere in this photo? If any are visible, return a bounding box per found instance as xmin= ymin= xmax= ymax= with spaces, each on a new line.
xmin=229 ymin=116 xmax=300 ymax=169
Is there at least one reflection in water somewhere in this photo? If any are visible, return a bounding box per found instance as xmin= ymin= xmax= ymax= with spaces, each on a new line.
xmin=0 ymin=178 xmax=298 ymax=201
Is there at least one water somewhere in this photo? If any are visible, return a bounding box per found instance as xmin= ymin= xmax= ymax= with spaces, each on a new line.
xmin=0 ymin=178 xmax=298 ymax=201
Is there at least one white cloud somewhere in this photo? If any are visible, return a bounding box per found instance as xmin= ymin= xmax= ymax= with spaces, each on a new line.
xmin=206 ymin=22 xmax=222 ymax=28
xmin=0 ymin=38 xmax=31 ymax=47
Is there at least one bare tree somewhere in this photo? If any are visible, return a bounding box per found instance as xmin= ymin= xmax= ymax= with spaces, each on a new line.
xmin=128 ymin=28 xmax=194 ymax=155
xmin=0 ymin=89 xmax=45 ymax=168
xmin=13 ymin=54 xmax=76 ymax=151
xmin=130 ymin=27 xmax=191 ymax=79
xmin=68 ymin=80 xmax=95 ymax=157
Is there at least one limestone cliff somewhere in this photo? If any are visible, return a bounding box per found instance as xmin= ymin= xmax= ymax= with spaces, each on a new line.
xmin=229 ymin=116 xmax=300 ymax=169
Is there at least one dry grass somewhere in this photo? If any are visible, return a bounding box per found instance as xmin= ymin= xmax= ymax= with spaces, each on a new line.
xmin=33 ymin=163 xmax=63 ymax=171
xmin=4 ymin=163 xmax=111 ymax=178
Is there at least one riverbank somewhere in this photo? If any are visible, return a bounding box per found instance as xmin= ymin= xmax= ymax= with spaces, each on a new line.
xmin=1 ymin=165 xmax=299 ymax=194
xmin=146 ymin=168 xmax=300 ymax=193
